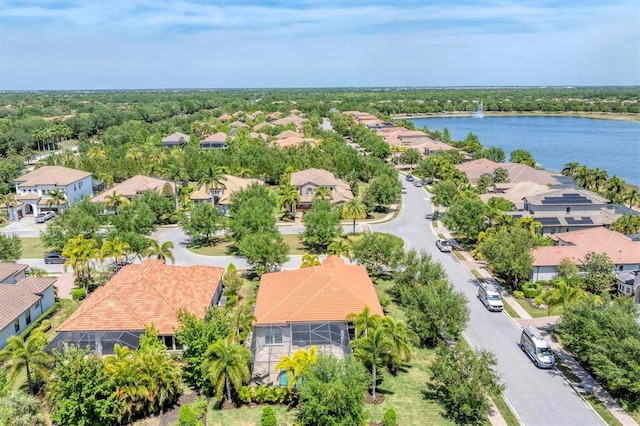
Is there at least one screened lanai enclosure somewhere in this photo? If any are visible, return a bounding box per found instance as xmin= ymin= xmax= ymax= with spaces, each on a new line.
xmin=250 ymin=321 xmax=353 ymax=385
xmin=46 ymin=330 xmax=143 ymax=355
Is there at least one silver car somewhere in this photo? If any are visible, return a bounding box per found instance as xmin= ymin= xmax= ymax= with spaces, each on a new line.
xmin=436 ymin=239 xmax=452 ymax=252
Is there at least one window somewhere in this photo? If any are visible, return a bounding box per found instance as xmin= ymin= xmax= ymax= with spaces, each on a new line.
xmin=306 ymin=187 xmax=314 ymax=195
xmin=619 ymin=265 xmax=623 ymax=271
xmin=566 ymin=207 xmax=571 ymax=214
xmin=35 ymin=300 xmax=40 ymax=309
xmin=265 ymin=328 xmax=283 ymax=345
xmin=14 ymin=320 xmax=19 ymax=333
xmin=25 ymin=310 xmax=31 ymax=325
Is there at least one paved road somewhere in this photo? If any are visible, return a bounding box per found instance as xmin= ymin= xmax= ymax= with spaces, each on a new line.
xmin=372 ymin=180 xmax=603 ymax=426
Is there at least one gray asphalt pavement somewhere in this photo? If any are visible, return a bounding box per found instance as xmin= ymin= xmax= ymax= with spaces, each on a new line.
xmin=372 ymin=180 xmax=604 ymax=426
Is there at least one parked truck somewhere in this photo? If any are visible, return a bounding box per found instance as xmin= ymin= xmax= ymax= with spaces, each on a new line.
xmin=520 ymin=325 xmax=555 ymax=369
xmin=477 ymin=281 xmax=503 ymax=311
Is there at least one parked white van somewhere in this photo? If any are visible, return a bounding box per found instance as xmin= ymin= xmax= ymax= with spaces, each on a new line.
xmin=477 ymin=282 xmax=503 ymax=311
xmin=520 ymin=326 xmax=555 ymax=369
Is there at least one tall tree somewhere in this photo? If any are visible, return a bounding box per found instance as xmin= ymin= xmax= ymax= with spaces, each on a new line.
xmin=351 ymin=325 xmax=392 ymax=399
xmin=0 ymin=234 xmax=22 ymax=262
xmin=346 ymin=306 xmax=382 ymax=339
xmin=46 ymin=188 xmax=67 ymax=214
xmin=143 ymin=239 xmax=175 ymax=264
xmin=201 ymin=339 xmax=252 ymax=404
xmin=341 ymin=198 xmax=367 ymax=234
xmin=312 ymin=185 xmax=333 ymax=202
xmin=197 ymin=164 xmax=225 ymax=206
xmin=579 ymin=252 xmax=615 ymax=294
xmin=442 ymin=195 xmax=486 ymax=242
xmin=300 ymin=253 xmax=321 ymax=268
xmin=274 ymin=346 xmax=318 ymax=390
xmin=100 ymin=236 xmax=131 ymax=264
xmin=278 ymin=184 xmax=300 ymax=215
xmin=62 ymin=233 xmax=99 ymax=292
xmin=301 ymin=200 xmax=342 ymax=251
xmin=104 ymin=191 xmax=129 ymax=215
xmin=327 ymin=239 xmax=354 ymax=261
xmin=0 ymin=331 xmax=50 ymax=395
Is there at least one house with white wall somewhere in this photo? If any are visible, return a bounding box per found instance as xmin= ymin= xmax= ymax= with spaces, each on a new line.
xmin=8 ymin=166 xmax=92 ymax=220
xmin=0 ymin=263 xmax=57 ymax=350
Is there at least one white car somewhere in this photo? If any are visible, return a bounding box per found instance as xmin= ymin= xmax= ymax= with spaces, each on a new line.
xmin=34 ymin=211 xmax=54 ymax=223
xmin=435 ymin=239 xmax=452 ymax=252
xmin=401 ymin=187 xmax=407 ymax=194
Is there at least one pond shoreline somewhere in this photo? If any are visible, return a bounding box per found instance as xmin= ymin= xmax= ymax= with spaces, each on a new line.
xmin=392 ymin=111 xmax=640 ymax=122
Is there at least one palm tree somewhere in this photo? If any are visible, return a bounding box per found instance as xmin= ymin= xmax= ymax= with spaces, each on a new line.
xmin=134 ymin=348 xmax=182 ymax=415
xmin=346 ymin=306 xmax=382 ymax=339
xmin=300 ymin=253 xmax=321 ymax=268
xmin=342 ymin=198 xmax=367 ymax=234
xmin=125 ymin=147 xmax=144 ymax=163
xmin=0 ymin=331 xmax=50 ymax=395
xmin=101 ymin=236 xmax=131 ymax=264
xmin=312 ymin=185 xmax=332 ymax=202
xmin=327 ymin=239 xmax=354 ymax=261
xmin=96 ymin=171 xmax=115 ymax=189
xmin=143 ymin=239 xmax=175 ymax=264
xmin=590 ymin=168 xmax=608 ymax=192
xmin=381 ymin=316 xmax=417 ymax=369
xmin=62 ymin=233 xmax=100 ymax=292
xmin=46 ymin=188 xmax=66 ymax=214
xmin=103 ymin=345 xmax=141 ymax=423
xmin=230 ymin=304 xmax=255 ymax=344
xmin=274 ymin=346 xmax=318 ymax=390
xmin=163 ymin=163 xmax=185 ymax=212
xmin=544 ymin=279 xmax=584 ymax=315
xmin=351 ymin=325 xmax=392 ymax=399
xmin=624 ymin=188 xmax=640 ymax=209
xmin=87 ymin=147 xmax=106 ymax=159
xmin=198 ymin=165 xmax=226 ymax=206
xmin=572 ymin=165 xmax=590 ymax=188
xmin=605 ymin=175 xmax=626 ymax=203
xmin=201 ymin=339 xmax=252 ymax=404
xmin=0 ymin=193 xmax=17 ymax=221
xmin=611 ymin=214 xmax=640 ymax=235
xmin=279 ymin=184 xmax=300 ymax=215
xmin=104 ymin=191 xmax=129 ymax=214
xmin=561 ymin=161 xmax=579 ymax=177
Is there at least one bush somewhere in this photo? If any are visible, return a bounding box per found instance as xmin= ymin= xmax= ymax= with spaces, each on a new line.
xmin=208 ymin=397 xmax=221 ymax=411
xmin=260 ymin=406 xmax=277 ymax=426
xmin=238 ymin=386 xmax=253 ymax=404
xmin=513 ymin=290 xmax=524 ymax=299
xmin=383 ymin=407 xmax=397 ymax=426
xmin=225 ymin=294 xmax=238 ymax=308
xmin=177 ymin=405 xmax=202 ymax=426
xmin=37 ymin=320 xmax=52 ymax=333
xmin=71 ymin=288 xmax=86 ymax=301
xmin=521 ymin=282 xmax=542 ymax=298
xmin=191 ymin=396 xmax=208 ymax=419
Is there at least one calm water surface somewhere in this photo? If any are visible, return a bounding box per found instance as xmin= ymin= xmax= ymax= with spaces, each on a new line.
xmin=409 ymin=116 xmax=640 ymax=186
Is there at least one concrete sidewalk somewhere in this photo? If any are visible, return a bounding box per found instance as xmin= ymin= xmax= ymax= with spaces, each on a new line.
xmin=434 ymin=223 xmax=638 ymax=426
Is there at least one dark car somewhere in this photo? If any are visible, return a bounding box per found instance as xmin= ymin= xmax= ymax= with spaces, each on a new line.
xmin=44 ymin=253 xmax=66 ymax=264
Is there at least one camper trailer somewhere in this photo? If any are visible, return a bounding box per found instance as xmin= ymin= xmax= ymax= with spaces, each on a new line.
xmin=477 ymin=282 xmax=503 ymax=311
xmin=520 ymin=326 xmax=555 ymax=369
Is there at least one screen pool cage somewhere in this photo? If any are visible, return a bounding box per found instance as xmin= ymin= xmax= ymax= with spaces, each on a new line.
xmin=46 ymin=330 xmax=143 ymax=356
xmin=250 ymin=321 xmax=352 ymax=385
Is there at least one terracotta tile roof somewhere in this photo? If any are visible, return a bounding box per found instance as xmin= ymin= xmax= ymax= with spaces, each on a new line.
xmin=0 ymin=276 xmax=56 ymax=329
xmin=531 ymin=227 xmax=640 ymax=267
xmin=266 ymin=112 xmax=282 ymax=120
xmin=273 ymin=137 xmax=317 ymax=149
xmin=15 ymin=166 xmax=92 ymax=187
xmin=218 ymin=114 xmax=232 ymax=122
xmin=291 ymin=168 xmax=353 ymax=204
xmin=253 ymin=122 xmax=274 ymax=131
xmin=57 ymin=260 xmax=225 ymax=334
xmin=272 ymin=115 xmax=307 ymax=127
xmin=162 ymin=132 xmax=190 ymax=143
xmin=254 ymin=256 xmax=383 ymax=325
xmin=16 ymin=192 xmax=41 ymax=201
xmin=0 ymin=263 xmax=28 ymax=283
xmin=91 ymin=175 xmax=175 ymax=203
xmin=190 ymin=175 xmax=262 ymax=204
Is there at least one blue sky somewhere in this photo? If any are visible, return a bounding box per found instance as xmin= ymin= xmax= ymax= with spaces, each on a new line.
xmin=0 ymin=0 xmax=638 ymax=89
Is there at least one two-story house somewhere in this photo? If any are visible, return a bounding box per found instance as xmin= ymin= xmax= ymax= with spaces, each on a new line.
xmin=9 ymin=166 xmax=93 ymax=220
xmin=290 ymin=168 xmax=353 ymax=210
xmin=0 ymin=263 xmax=57 ymax=350
xmin=190 ymin=175 xmax=262 ymax=216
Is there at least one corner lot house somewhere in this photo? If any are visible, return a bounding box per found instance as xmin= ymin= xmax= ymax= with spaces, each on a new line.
xmin=290 ymin=168 xmax=353 ymax=210
xmin=49 ymin=260 xmax=225 ymax=355
xmin=0 ymin=263 xmax=57 ymax=350
xmin=530 ymin=227 xmax=640 ymax=281
xmin=250 ymin=256 xmax=383 ymax=384
xmin=9 ymin=166 xmax=93 ymax=220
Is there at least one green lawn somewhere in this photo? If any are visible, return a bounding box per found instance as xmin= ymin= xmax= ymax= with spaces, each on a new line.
xmin=21 ymin=237 xmax=48 ymax=258
xmin=208 ymin=404 xmax=298 ymax=426
xmin=514 ymin=297 xmax=560 ymax=318
xmin=584 ymin=394 xmax=624 ymax=426
xmin=188 ymin=234 xmax=307 ymax=256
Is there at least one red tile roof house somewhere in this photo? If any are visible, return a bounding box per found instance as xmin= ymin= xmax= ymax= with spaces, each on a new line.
xmin=250 ymin=256 xmax=384 ymax=385
xmin=161 ymin=132 xmax=190 ymax=149
xmin=0 ymin=263 xmax=57 ymax=350
xmin=455 ymin=158 xmax=560 ymax=186
xmin=290 ymin=168 xmax=354 ymax=211
xmin=530 ymin=227 xmax=640 ymax=282
xmin=48 ymin=260 xmax=225 ymax=355
xmin=8 ymin=166 xmax=93 ymax=221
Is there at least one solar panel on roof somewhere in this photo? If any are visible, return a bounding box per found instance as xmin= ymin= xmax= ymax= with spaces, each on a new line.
xmin=565 ymin=217 xmax=594 ymax=225
xmin=537 ymin=217 xmax=561 ymax=225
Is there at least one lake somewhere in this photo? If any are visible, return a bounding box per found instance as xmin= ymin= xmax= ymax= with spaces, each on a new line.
xmin=408 ymin=116 xmax=640 ymax=186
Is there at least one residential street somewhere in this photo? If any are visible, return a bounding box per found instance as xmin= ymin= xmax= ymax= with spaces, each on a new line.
xmin=372 ymin=182 xmax=605 ymax=426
